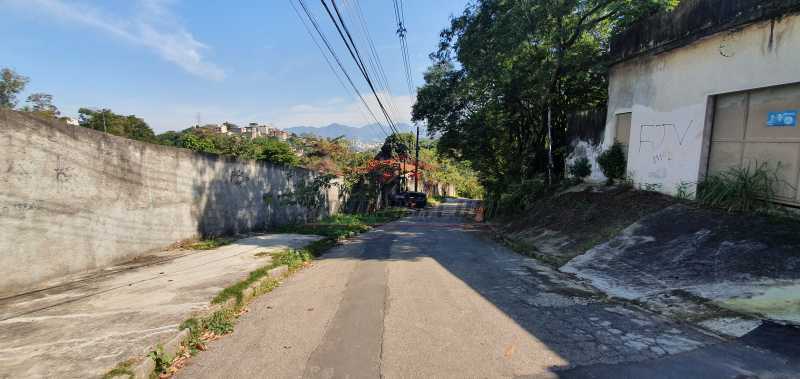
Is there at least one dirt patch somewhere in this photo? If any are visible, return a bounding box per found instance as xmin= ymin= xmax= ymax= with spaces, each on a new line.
xmin=495 ymin=186 xmax=678 ymax=265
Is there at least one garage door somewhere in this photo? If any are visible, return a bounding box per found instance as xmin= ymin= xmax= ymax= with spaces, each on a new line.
xmin=708 ymin=83 xmax=800 ymax=206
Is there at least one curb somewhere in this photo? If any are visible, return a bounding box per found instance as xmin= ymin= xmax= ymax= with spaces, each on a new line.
xmin=112 ymin=265 xmax=290 ymax=379
xmin=117 ymin=329 xmax=189 ymax=379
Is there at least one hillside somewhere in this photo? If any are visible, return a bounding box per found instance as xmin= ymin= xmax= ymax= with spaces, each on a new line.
xmin=284 ymin=123 xmax=423 ymax=144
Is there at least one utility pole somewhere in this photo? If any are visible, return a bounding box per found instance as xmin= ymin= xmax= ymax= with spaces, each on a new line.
xmin=401 ymin=154 xmax=406 ymax=191
xmin=414 ymin=125 xmax=420 ymax=192
xmin=547 ymin=106 xmax=553 ymax=185
xmin=102 ymin=109 xmax=107 ymax=133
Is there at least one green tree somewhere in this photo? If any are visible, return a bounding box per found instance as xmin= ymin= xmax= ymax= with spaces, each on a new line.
xmin=179 ymin=130 xmax=221 ymax=154
xmin=413 ymin=0 xmax=676 ymax=206
xmin=24 ymin=93 xmax=60 ymax=118
xmin=377 ymin=133 xmax=415 ymax=160
xmin=0 ymin=68 xmax=29 ymax=109
xmin=78 ymin=108 xmax=157 ymax=143
xmin=156 ymin=130 xmax=185 ymax=147
xmin=248 ymin=137 xmax=300 ymax=166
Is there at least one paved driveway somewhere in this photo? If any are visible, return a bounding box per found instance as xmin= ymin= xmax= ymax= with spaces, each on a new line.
xmin=0 ymin=234 xmax=320 ymax=378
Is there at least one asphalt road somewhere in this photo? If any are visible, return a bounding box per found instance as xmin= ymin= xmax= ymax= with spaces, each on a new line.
xmin=178 ymin=199 xmax=800 ymax=379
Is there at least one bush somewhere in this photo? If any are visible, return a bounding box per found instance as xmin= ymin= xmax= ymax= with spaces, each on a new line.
xmin=492 ymin=179 xmax=547 ymax=216
xmin=597 ymin=143 xmax=627 ymax=182
xmin=568 ymin=157 xmax=592 ymax=180
xmin=697 ymin=162 xmax=781 ymax=213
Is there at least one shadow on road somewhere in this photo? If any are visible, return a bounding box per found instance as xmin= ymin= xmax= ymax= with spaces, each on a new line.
xmin=316 ymin=198 xmax=800 ymax=378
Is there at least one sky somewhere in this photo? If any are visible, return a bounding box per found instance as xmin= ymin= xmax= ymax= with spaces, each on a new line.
xmin=0 ymin=0 xmax=468 ymax=133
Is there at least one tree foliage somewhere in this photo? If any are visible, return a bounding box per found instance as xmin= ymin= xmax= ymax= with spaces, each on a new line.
xmin=597 ymin=143 xmax=627 ymax=181
xmin=78 ymin=108 xmax=158 ymax=143
xmin=23 ymin=93 xmax=60 ymax=118
xmin=569 ymin=157 xmax=592 ymax=179
xmin=159 ymin=128 xmax=301 ymax=166
xmin=377 ymin=132 xmax=415 ymax=160
xmin=413 ymin=0 xmax=677 ymax=206
xmin=0 ymin=68 xmax=29 ymax=109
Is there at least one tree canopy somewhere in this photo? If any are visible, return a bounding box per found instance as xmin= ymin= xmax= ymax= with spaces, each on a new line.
xmin=0 ymin=68 xmax=29 ymax=109
xmin=413 ymin=0 xmax=677 ymax=203
xmin=23 ymin=93 xmax=60 ymax=118
xmin=78 ymin=108 xmax=158 ymax=143
xmin=159 ymin=127 xmax=301 ymax=167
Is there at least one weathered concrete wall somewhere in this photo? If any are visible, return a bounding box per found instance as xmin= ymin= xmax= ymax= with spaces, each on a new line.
xmin=604 ymin=13 xmax=800 ymax=194
xmin=0 ymin=110 xmax=341 ymax=297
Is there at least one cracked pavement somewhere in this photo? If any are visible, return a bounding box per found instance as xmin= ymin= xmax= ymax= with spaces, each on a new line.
xmin=177 ymin=200 xmax=800 ymax=378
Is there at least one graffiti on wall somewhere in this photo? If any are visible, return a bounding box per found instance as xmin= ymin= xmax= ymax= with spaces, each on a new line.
xmin=638 ymin=120 xmax=694 ymax=164
xmin=54 ymin=155 xmax=72 ymax=184
xmin=0 ymin=200 xmax=43 ymax=218
xmin=230 ymin=169 xmax=250 ymax=186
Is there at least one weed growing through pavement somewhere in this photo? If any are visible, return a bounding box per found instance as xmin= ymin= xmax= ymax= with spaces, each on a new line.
xmin=186 ymin=237 xmax=235 ymax=250
xmin=178 ymin=318 xmax=204 ymax=354
xmin=204 ymin=309 xmax=236 ymax=335
xmin=274 ymin=208 xmax=409 ymax=239
xmin=147 ymin=346 xmax=172 ymax=377
xmin=102 ymin=360 xmax=135 ymax=379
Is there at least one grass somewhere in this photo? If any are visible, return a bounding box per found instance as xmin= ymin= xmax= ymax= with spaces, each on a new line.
xmin=211 ymin=259 xmax=285 ymax=305
xmin=203 ymin=309 xmax=236 ymax=335
xmin=102 ymin=361 xmax=135 ymax=379
xmin=428 ymin=195 xmax=445 ymax=207
xmin=275 ymin=208 xmax=409 ymax=239
xmin=185 ymin=237 xmax=235 ymax=250
xmin=697 ymin=162 xmax=783 ymax=213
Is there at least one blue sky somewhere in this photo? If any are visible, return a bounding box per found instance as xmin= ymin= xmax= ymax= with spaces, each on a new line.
xmin=0 ymin=0 xmax=467 ymax=133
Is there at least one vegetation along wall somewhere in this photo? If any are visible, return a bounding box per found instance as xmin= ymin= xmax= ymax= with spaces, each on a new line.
xmin=0 ymin=110 xmax=341 ymax=297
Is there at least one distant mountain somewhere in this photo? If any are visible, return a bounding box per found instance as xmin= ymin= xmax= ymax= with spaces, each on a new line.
xmin=284 ymin=123 xmax=425 ymax=144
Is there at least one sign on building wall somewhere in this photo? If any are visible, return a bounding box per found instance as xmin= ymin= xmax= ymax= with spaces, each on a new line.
xmin=767 ymin=111 xmax=797 ymax=127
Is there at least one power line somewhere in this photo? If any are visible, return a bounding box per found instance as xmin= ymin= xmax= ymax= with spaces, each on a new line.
xmin=289 ymin=0 xmax=379 ymax=135
xmin=345 ymin=0 xmax=410 ymax=133
xmin=392 ymin=0 xmax=421 ymax=191
xmin=320 ymin=0 xmax=401 ymax=135
xmin=393 ymin=0 xmax=415 ymax=100
xmin=291 ymin=0 xmax=390 ymax=137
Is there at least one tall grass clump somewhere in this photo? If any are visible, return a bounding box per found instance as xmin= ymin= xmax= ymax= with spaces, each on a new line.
xmin=697 ymin=162 xmax=783 ymax=213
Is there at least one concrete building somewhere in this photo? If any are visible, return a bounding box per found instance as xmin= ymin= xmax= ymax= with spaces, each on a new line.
xmin=193 ymin=122 xmax=291 ymax=141
xmin=195 ymin=123 xmax=231 ymax=135
xmin=268 ymin=128 xmax=290 ymax=141
xmin=597 ymin=0 xmax=800 ymax=205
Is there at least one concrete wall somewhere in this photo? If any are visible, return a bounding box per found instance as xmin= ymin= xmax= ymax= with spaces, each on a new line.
xmin=566 ymin=140 xmax=607 ymax=183
xmin=603 ymin=14 xmax=800 ymax=194
xmin=0 ymin=110 xmax=342 ymax=297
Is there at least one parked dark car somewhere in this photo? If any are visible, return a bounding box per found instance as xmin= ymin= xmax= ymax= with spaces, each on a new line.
xmin=405 ymin=192 xmax=427 ymax=209
xmin=390 ymin=192 xmax=407 ymax=207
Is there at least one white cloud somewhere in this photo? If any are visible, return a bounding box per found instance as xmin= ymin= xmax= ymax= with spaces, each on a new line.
xmin=16 ymin=0 xmax=224 ymax=81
